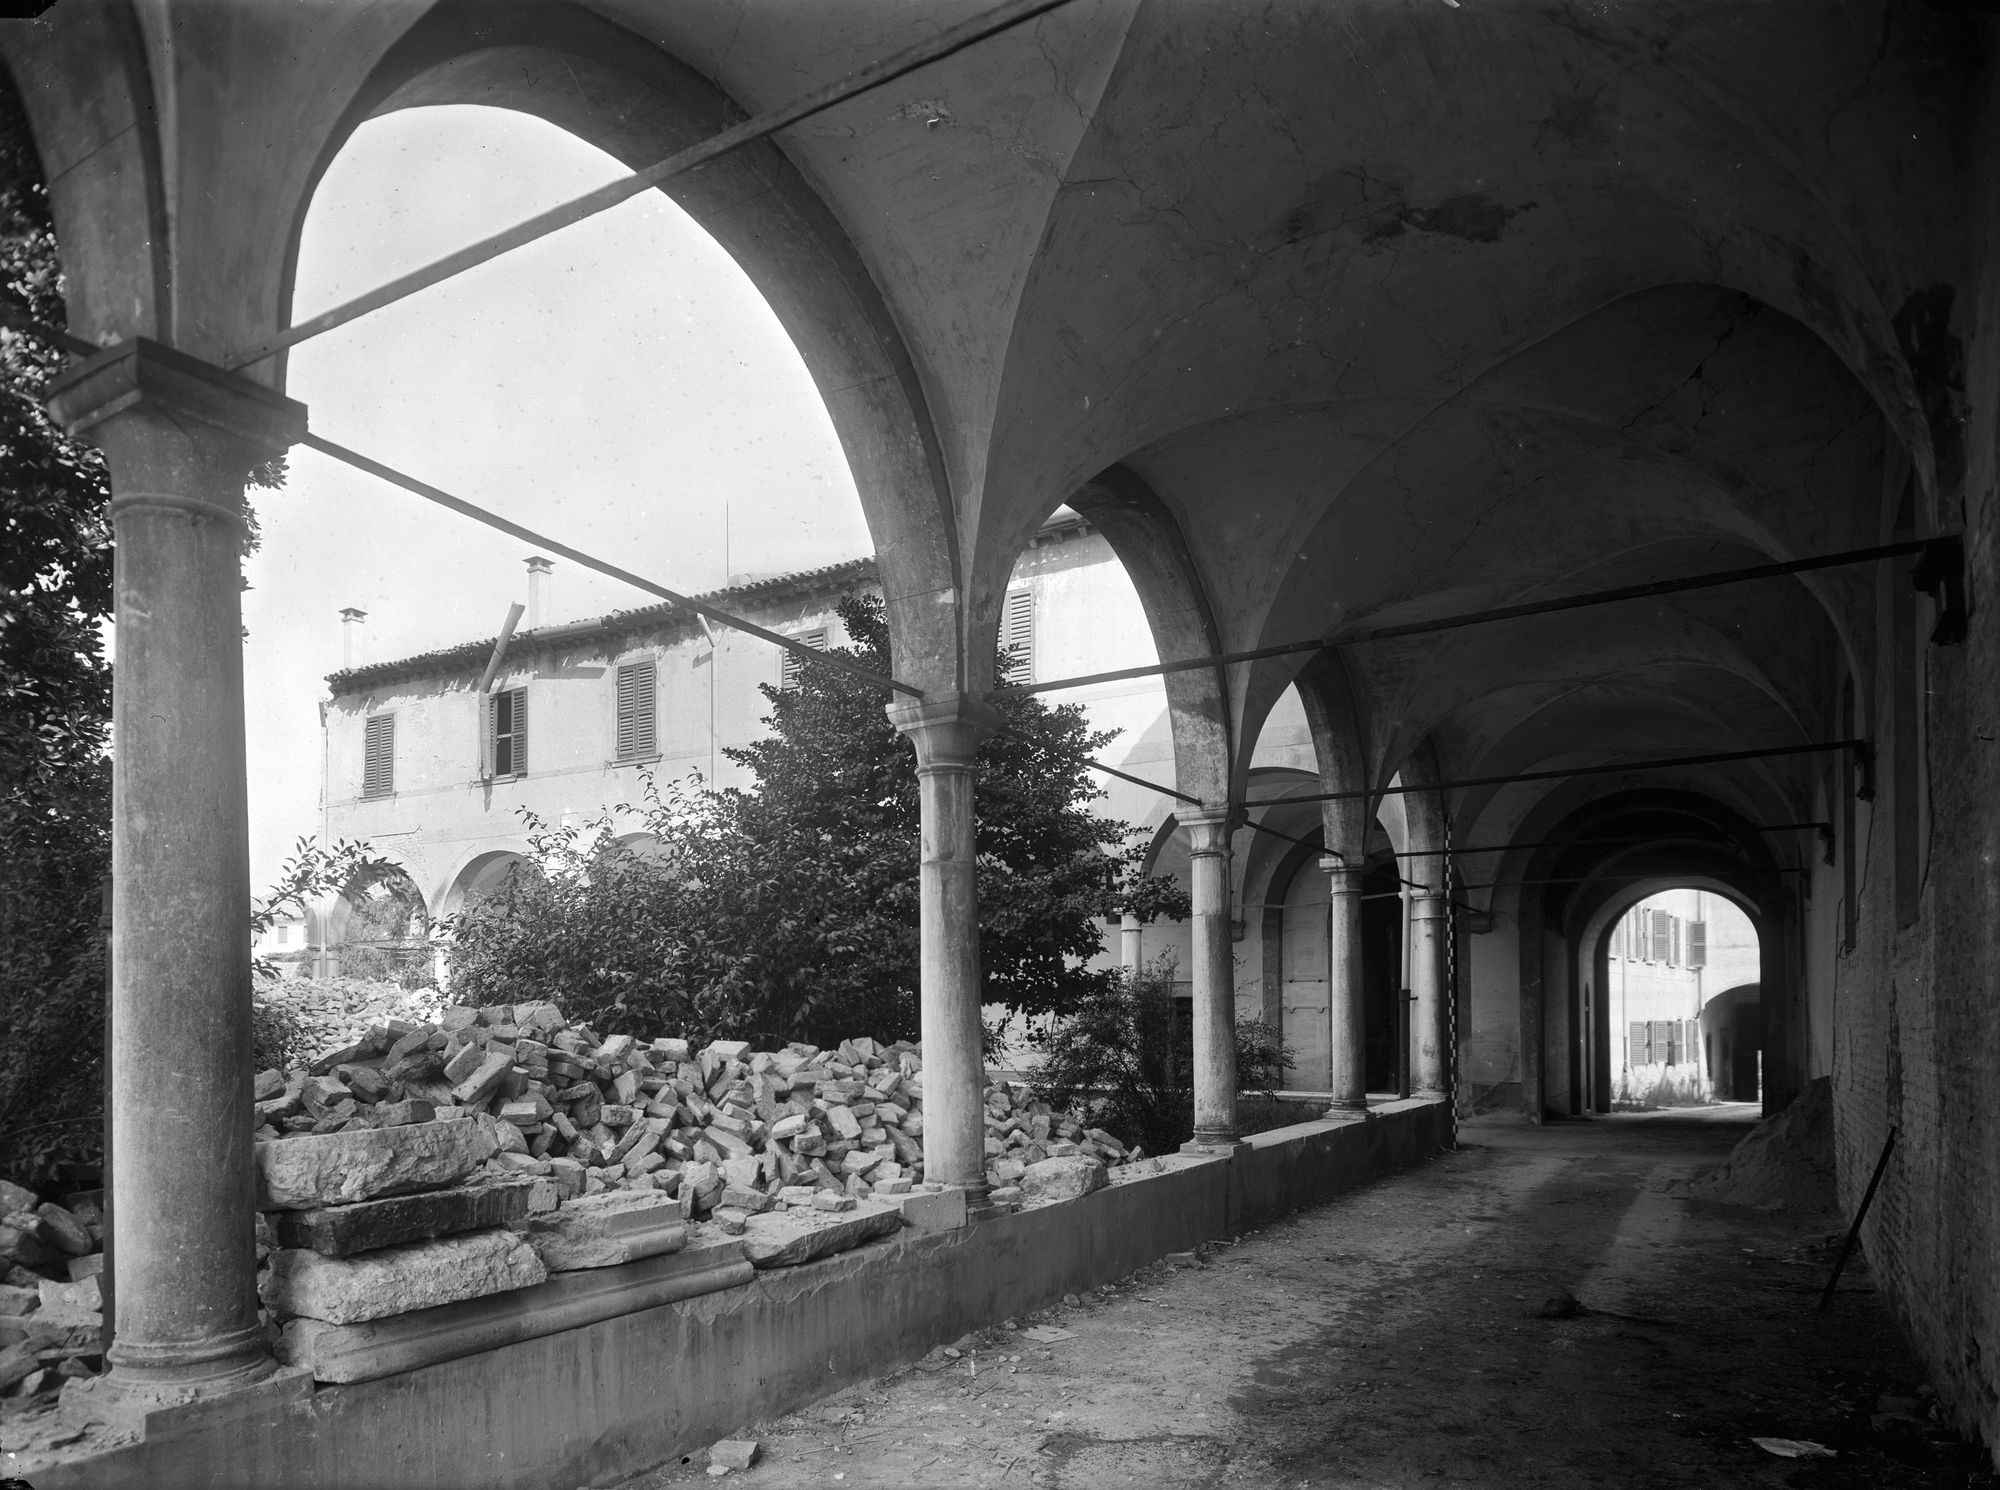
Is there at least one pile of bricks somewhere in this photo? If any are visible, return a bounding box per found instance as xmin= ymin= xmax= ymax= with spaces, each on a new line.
xmin=253 ymin=1002 xmax=1141 ymax=1221
xmin=0 ymin=1181 xmax=105 ymax=1402
xmin=255 ymin=977 xmax=448 ymax=1065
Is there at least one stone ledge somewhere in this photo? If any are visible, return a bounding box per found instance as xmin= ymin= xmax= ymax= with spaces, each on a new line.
xmin=277 ymin=1237 xmax=754 ymax=1384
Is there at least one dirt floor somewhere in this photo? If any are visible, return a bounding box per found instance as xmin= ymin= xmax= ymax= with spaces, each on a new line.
xmin=618 ymin=1106 xmax=1995 ymax=1490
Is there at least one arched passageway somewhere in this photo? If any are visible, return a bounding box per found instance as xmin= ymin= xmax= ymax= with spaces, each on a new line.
xmin=13 ymin=3 xmax=1997 ymax=1462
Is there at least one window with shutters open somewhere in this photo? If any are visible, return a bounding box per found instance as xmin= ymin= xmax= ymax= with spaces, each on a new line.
xmin=615 ymin=661 xmax=657 ymax=761
xmin=1629 ymin=1021 xmax=1651 ymax=1067
xmin=1651 ymin=912 xmax=1673 ymax=965
xmin=489 ymin=687 xmax=527 ymax=777
xmin=781 ymin=628 xmax=827 ymax=690
xmin=999 ymin=589 xmax=1034 ymax=685
xmin=362 ymin=714 xmax=395 ymax=798
xmin=1687 ymin=919 xmax=1707 ymax=970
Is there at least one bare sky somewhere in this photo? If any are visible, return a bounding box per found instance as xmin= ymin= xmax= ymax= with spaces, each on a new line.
xmin=243 ymin=106 xmax=870 ymax=890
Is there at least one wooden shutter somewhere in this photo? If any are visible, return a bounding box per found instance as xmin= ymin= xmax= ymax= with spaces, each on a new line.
xmin=362 ymin=714 xmax=394 ymax=797
xmin=1651 ymin=912 xmax=1672 ymax=964
xmin=1688 ymin=920 xmax=1707 ymax=969
xmin=781 ymin=628 xmax=827 ymax=689
xmin=1000 ymin=589 xmax=1034 ymax=685
xmin=616 ymin=662 xmax=656 ymax=759
xmin=490 ymin=688 xmax=526 ymax=776
xmin=1628 ymin=1021 xmax=1650 ymax=1067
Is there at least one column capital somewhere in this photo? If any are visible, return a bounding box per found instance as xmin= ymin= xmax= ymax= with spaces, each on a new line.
xmin=1408 ymin=892 xmax=1447 ymax=922
xmin=1319 ymin=853 xmax=1363 ymax=892
xmin=887 ymin=693 xmax=1002 ymax=769
xmin=1178 ymin=804 xmax=1237 ymax=855
xmin=47 ymin=337 xmax=307 ymax=457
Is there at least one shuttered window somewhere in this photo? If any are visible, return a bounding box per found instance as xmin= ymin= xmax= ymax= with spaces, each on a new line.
xmin=999 ymin=589 xmax=1034 ymax=685
xmin=1687 ymin=919 xmax=1707 ymax=970
xmin=1609 ymin=920 xmax=1624 ymax=958
xmin=781 ymin=628 xmax=827 ymax=690
xmin=615 ymin=662 xmax=657 ymax=761
xmin=1628 ymin=1021 xmax=1651 ymax=1066
xmin=1651 ymin=912 xmax=1673 ymax=965
xmin=362 ymin=714 xmax=395 ymax=798
xmin=489 ymin=687 xmax=527 ymax=777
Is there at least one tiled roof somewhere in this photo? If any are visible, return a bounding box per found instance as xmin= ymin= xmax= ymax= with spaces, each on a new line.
xmin=327 ymin=555 xmax=879 ymax=693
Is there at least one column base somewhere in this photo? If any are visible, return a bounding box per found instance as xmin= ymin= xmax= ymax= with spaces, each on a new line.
xmin=1323 ymin=1100 xmax=1374 ymax=1121
xmin=62 ymin=1361 xmax=307 ymax=1442
xmin=1180 ymin=1136 xmax=1249 ymax=1157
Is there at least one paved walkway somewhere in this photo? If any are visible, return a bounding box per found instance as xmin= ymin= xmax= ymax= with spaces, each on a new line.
xmin=625 ymin=1108 xmax=1991 ymax=1489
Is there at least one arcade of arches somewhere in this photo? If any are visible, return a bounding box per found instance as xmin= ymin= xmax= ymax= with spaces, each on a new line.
xmin=7 ymin=0 xmax=1999 ymax=1469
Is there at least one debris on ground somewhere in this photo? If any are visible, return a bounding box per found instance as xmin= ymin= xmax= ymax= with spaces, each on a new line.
xmin=1675 ymin=1076 xmax=1836 ymax=1211
xmin=708 ymin=1438 xmax=757 ymax=1471
xmin=252 ymin=1003 xmax=1141 ymax=1215
xmin=1750 ymin=1435 xmax=1836 ymax=1458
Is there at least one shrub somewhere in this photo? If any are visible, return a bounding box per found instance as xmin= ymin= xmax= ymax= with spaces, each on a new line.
xmin=1027 ymin=955 xmax=1293 ymax=1158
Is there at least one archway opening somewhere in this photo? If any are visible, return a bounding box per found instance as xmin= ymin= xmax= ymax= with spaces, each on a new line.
xmin=249 ymin=101 xmax=871 ymax=900
xmin=1602 ymin=887 xmax=1762 ymax=1109
xmin=330 ymin=863 xmax=433 ymax=987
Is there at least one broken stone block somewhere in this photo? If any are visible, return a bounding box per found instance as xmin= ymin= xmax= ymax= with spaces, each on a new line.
xmin=451 ymin=1050 xmax=513 ymax=1106
xmin=718 ymin=1185 xmax=774 ymax=1215
xmin=0 ymin=1343 xmax=37 ymax=1391
xmin=812 ymin=1192 xmax=856 ymax=1213
xmin=268 ymin=1180 xmax=533 ymax=1257
xmin=64 ymin=1254 xmax=102 ymax=1283
xmin=1020 ymin=1155 xmax=1108 ymax=1204
xmin=710 ymin=1439 xmax=758 ymax=1471
xmin=825 ymin=1106 xmax=863 ymax=1141
xmin=35 ymin=1276 xmax=99 ymax=1327
xmin=33 ymin=1205 xmax=91 ymax=1258
xmin=372 ymin=1099 xmax=435 ymax=1129
xmin=262 ymin=1228 xmax=547 ymax=1325
xmin=738 ymin=1201 xmax=900 ymax=1269
xmin=526 ymin=1189 xmax=687 ymax=1271
xmin=709 ymin=1209 xmax=748 ymax=1235
xmin=0 ymin=1285 xmax=36 ymax=1317
xmin=0 ymin=1181 xmax=35 ymax=1216
xmin=256 ymin=1118 xmax=498 ymax=1210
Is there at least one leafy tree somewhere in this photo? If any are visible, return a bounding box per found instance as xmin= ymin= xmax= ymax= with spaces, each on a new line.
xmin=446 ymin=594 xmax=1187 ymax=1046
xmin=0 ymin=68 xmax=117 ymax=1193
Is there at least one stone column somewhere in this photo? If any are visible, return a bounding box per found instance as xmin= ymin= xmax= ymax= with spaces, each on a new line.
xmin=1180 ymin=808 xmax=1243 ymax=1151
xmin=45 ymin=340 xmax=305 ymax=1396
xmin=887 ymin=694 xmax=1000 ymax=1200
xmin=1119 ymin=911 xmax=1143 ymax=972
xmin=1324 ymin=855 xmax=1368 ymax=1112
xmin=1409 ymin=891 xmax=1446 ymax=1095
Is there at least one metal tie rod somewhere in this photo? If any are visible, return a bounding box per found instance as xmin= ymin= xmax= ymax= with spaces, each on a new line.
xmin=1241 ymin=740 xmax=1865 ymax=809
xmin=993 ymin=540 xmax=1944 ymax=699
xmin=303 ymin=432 xmax=923 ymax=697
xmin=1392 ymin=823 xmax=1828 ymax=858
xmin=228 ymin=0 xmax=1078 ymax=369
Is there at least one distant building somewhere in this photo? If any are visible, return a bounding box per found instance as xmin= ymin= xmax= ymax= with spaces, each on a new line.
xmin=1604 ymin=888 xmax=1760 ymax=1103
xmin=310 ymin=510 xmax=1314 ymax=980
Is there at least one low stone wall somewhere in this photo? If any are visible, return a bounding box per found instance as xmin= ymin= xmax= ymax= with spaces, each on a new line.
xmin=30 ymin=1099 xmax=1448 ymax=1490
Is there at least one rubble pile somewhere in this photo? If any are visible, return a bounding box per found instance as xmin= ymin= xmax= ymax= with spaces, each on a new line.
xmin=255 ymin=976 xmax=448 ymax=1065
xmin=0 ymin=1180 xmax=105 ymax=1403
xmin=253 ymin=1001 xmax=1142 ymax=1217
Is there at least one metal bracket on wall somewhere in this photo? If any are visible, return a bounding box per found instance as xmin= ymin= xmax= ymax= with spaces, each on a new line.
xmin=1913 ymin=534 xmax=1967 ymax=645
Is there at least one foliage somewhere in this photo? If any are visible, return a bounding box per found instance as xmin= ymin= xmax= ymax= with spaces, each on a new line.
xmin=1027 ymin=954 xmax=1294 ymax=1159
xmin=446 ymin=594 xmax=1188 ymax=1046
xmin=252 ymin=836 xmax=402 ymax=980
xmin=250 ymin=995 xmax=314 ymax=1074
xmin=0 ymin=70 xmax=115 ymax=1199
xmin=0 ymin=69 xmax=293 ymax=1197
